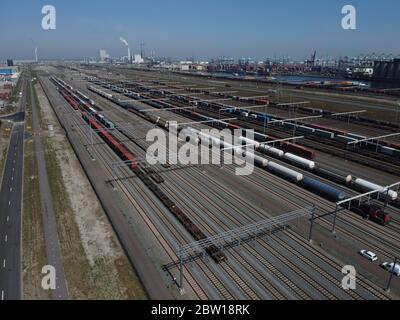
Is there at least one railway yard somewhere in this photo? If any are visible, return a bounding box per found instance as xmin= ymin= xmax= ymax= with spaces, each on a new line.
xmin=22 ymin=63 xmax=400 ymax=300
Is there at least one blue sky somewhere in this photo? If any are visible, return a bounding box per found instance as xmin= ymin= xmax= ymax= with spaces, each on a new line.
xmin=0 ymin=0 xmax=399 ymax=60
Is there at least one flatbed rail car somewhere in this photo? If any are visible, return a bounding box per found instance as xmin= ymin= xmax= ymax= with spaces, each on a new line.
xmin=134 ymin=168 xmax=226 ymax=263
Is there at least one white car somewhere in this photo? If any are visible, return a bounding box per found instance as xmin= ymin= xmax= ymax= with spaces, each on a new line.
xmin=359 ymin=250 xmax=378 ymax=262
xmin=381 ymin=262 xmax=400 ymax=276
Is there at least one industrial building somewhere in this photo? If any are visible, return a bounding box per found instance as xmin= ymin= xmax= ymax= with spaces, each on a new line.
xmin=99 ymin=49 xmax=110 ymax=62
xmin=373 ymin=59 xmax=400 ymax=83
xmin=133 ymin=54 xmax=144 ymax=64
xmin=0 ymin=65 xmax=18 ymax=95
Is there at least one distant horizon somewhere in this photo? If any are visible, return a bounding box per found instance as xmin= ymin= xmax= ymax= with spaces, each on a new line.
xmin=3 ymin=53 xmax=400 ymax=64
xmin=1 ymin=0 xmax=399 ymax=60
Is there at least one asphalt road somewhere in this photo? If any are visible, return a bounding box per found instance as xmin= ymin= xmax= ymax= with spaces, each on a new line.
xmin=0 ymin=75 xmax=26 ymax=300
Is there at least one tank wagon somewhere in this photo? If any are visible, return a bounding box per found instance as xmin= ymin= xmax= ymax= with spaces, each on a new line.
xmin=86 ymin=79 xmax=395 ymax=225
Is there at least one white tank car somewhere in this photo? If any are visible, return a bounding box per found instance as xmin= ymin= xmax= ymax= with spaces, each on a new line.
xmin=235 ymin=149 xmax=268 ymax=167
xmin=260 ymin=145 xmax=285 ymax=158
xmin=238 ymin=136 xmax=260 ymax=149
xmin=284 ymin=153 xmax=315 ymax=169
xmin=354 ymin=178 xmax=398 ymax=201
xmin=267 ymin=162 xmax=304 ymax=182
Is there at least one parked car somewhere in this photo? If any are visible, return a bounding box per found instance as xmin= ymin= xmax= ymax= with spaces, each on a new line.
xmin=359 ymin=250 xmax=378 ymax=262
xmin=380 ymin=262 xmax=400 ymax=276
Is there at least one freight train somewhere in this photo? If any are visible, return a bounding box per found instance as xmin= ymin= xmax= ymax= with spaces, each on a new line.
xmin=52 ymin=78 xmax=116 ymax=130
xmin=81 ymin=112 xmax=136 ymax=168
xmin=189 ymin=128 xmax=393 ymax=225
xmin=54 ymin=79 xmax=227 ymax=263
xmin=87 ymin=79 xmax=395 ymax=225
xmin=222 ymin=106 xmax=400 ymax=158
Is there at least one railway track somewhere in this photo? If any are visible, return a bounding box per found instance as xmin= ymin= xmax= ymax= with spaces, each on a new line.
xmin=248 ymin=166 xmax=400 ymax=259
xmin=90 ymin=75 xmax=400 ymax=167
xmin=120 ymin=68 xmax=400 ymax=133
xmin=119 ymin=86 xmax=396 ymax=251
xmin=94 ymin=102 xmax=269 ymax=299
xmin=60 ymin=82 xmax=263 ymax=300
xmin=42 ymin=77 xmax=221 ymax=300
xmin=85 ymin=84 xmax=350 ymax=299
xmin=64 ymin=74 xmax=392 ymax=300
xmin=192 ymin=107 xmax=400 ymax=176
xmin=161 ymin=164 xmax=377 ymax=300
xmin=93 ymin=79 xmax=400 ymax=177
xmin=106 ymin=89 xmax=390 ymax=299
xmin=91 ymin=77 xmax=400 ymax=245
xmin=285 ymin=230 xmax=389 ymax=300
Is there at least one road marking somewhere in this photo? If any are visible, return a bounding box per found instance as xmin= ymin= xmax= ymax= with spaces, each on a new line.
xmin=12 ymin=168 xmax=15 ymax=172
xmin=6 ymin=216 xmax=9 ymax=222
xmin=11 ymin=176 xmax=13 ymax=181
xmin=8 ymin=200 xmax=11 ymax=206
xmin=10 ymin=187 xmax=13 ymax=192
xmin=1 ymin=290 xmax=4 ymax=300
xmin=4 ymin=235 xmax=7 ymax=243
xmin=2 ymin=259 xmax=5 ymax=268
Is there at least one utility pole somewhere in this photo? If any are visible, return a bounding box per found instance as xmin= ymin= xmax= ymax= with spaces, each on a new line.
xmin=308 ymin=206 xmax=316 ymax=242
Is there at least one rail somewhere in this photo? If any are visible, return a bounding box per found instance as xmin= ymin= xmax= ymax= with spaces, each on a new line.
xmin=175 ymin=206 xmax=317 ymax=289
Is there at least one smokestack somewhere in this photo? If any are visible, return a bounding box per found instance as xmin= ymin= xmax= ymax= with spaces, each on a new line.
xmin=119 ymin=37 xmax=131 ymax=64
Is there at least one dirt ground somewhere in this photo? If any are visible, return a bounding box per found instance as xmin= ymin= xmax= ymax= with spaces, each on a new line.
xmin=33 ymin=81 xmax=146 ymax=299
xmin=22 ymin=91 xmax=50 ymax=300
